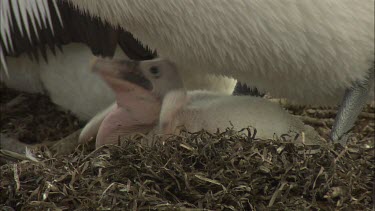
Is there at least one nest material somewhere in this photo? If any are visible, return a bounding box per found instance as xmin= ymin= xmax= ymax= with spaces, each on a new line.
xmin=1 ymin=131 xmax=374 ymax=210
xmin=0 ymin=83 xmax=81 ymax=144
xmin=0 ymin=84 xmax=374 ymax=210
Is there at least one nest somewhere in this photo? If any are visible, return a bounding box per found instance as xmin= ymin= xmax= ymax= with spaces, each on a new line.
xmin=0 ymin=84 xmax=374 ymax=210
xmin=0 ymin=83 xmax=81 ymax=144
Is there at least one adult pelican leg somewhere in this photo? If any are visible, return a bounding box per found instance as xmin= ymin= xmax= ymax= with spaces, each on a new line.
xmin=331 ymin=67 xmax=374 ymax=145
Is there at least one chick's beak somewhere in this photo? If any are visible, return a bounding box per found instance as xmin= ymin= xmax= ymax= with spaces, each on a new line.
xmin=91 ymin=58 xmax=152 ymax=91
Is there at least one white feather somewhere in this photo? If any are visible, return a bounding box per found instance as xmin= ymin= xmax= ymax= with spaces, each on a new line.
xmin=0 ymin=0 xmax=13 ymax=52
xmin=29 ymin=0 xmax=42 ymax=29
xmin=41 ymin=0 xmax=54 ymax=34
xmin=51 ymin=0 xmax=63 ymax=27
xmin=0 ymin=0 xmax=61 ymax=63
xmin=10 ymin=0 xmax=24 ymax=37
xmin=26 ymin=0 xmax=39 ymax=40
xmin=0 ymin=47 xmax=9 ymax=77
xmin=37 ymin=0 xmax=48 ymax=28
xmin=2 ymin=43 xmax=116 ymax=120
xmin=68 ymin=0 xmax=374 ymax=105
xmin=19 ymin=0 xmax=32 ymax=42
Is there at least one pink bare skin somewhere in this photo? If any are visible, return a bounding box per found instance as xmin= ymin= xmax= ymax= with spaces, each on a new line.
xmin=91 ymin=59 xmax=162 ymax=148
xmin=96 ymin=103 xmax=155 ymax=147
xmin=79 ymin=103 xmax=116 ymax=144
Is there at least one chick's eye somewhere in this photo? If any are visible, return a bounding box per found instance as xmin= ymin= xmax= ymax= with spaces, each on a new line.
xmin=149 ymin=66 xmax=160 ymax=77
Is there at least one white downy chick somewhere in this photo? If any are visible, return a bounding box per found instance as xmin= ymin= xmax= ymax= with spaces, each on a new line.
xmin=92 ymin=58 xmax=322 ymax=146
